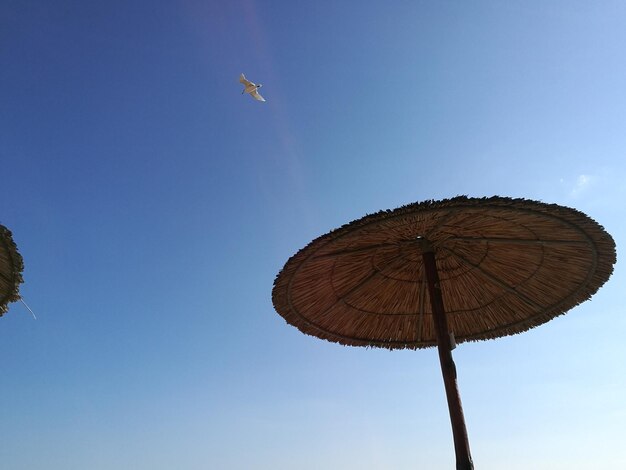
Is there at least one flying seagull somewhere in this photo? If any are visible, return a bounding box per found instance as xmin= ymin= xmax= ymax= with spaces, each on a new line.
xmin=239 ymin=73 xmax=265 ymax=102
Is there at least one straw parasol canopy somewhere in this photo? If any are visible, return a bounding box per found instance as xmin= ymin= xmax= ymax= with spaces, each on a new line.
xmin=272 ymin=196 xmax=616 ymax=350
xmin=0 ymin=224 xmax=24 ymax=317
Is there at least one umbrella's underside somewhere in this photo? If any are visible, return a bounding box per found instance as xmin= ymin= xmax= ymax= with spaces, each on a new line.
xmin=273 ymin=196 xmax=616 ymax=349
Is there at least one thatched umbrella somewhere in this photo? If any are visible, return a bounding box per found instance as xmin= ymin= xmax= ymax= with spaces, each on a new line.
xmin=272 ymin=196 xmax=616 ymax=470
xmin=0 ymin=224 xmax=24 ymax=316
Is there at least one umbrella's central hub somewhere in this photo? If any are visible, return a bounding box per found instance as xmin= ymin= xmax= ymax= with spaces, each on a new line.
xmin=395 ymin=237 xmax=434 ymax=260
xmin=415 ymin=236 xmax=434 ymax=253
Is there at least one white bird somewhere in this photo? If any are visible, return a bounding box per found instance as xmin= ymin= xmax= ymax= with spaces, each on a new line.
xmin=239 ymin=73 xmax=266 ymax=102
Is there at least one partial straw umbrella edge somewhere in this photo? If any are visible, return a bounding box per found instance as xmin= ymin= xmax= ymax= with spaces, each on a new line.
xmin=0 ymin=224 xmax=25 ymax=316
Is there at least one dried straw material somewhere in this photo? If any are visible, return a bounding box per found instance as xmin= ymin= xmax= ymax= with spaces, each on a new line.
xmin=272 ymin=196 xmax=616 ymax=349
xmin=0 ymin=224 xmax=24 ymax=316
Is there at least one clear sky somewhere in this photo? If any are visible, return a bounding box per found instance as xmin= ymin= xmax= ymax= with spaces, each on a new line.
xmin=1 ymin=1 xmax=625 ymax=469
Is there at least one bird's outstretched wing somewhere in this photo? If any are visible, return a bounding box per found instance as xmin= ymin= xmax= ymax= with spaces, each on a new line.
xmin=251 ymin=90 xmax=266 ymax=102
xmin=239 ymin=73 xmax=253 ymax=87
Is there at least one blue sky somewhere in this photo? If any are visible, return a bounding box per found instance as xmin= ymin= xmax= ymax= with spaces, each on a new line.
xmin=1 ymin=1 xmax=625 ymax=469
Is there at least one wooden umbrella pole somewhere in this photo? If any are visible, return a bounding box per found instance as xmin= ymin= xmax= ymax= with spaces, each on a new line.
xmin=420 ymin=240 xmax=474 ymax=470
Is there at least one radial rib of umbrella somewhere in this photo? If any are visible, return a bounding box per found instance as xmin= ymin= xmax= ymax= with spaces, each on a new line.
xmin=419 ymin=238 xmax=474 ymax=470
